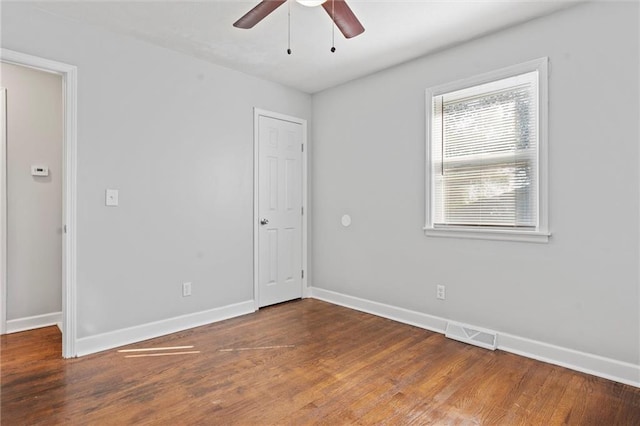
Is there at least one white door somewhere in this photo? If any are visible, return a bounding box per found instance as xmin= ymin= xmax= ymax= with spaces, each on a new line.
xmin=257 ymin=114 xmax=303 ymax=307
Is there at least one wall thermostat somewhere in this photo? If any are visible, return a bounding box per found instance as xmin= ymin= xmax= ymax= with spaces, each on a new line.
xmin=31 ymin=165 xmax=49 ymax=176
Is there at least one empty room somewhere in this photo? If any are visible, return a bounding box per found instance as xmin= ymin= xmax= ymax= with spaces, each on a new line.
xmin=1 ymin=0 xmax=639 ymax=424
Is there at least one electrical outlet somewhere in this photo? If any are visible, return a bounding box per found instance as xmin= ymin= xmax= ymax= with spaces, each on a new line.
xmin=182 ymin=282 xmax=192 ymax=297
xmin=105 ymin=189 xmax=119 ymax=207
xmin=437 ymin=285 xmax=446 ymax=300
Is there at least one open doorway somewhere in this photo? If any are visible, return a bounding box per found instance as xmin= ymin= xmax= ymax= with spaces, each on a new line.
xmin=1 ymin=63 xmax=63 ymax=335
xmin=0 ymin=49 xmax=77 ymax=358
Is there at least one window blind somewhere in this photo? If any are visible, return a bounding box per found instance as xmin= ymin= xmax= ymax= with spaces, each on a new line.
xmin=431 ymin=71 xmax=539 ymax=228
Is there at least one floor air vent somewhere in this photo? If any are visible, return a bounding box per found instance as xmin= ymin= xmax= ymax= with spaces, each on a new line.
xmin=445 ymin=321 xmax=497 ymax=350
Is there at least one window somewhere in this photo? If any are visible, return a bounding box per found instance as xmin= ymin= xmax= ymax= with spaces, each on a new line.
xmin=425 ymin=58 xmax=549 ymax=242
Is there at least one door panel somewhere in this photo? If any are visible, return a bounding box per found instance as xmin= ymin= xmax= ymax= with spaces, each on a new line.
xmin=258 ymin=115 xmax=303 ymax=307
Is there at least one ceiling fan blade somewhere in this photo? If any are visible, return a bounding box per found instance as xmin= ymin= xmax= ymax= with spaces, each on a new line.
xmin=322 ymin=0 xmax=365 ymax=39
xmin=233 ymin=0 xmax=287 ymax=29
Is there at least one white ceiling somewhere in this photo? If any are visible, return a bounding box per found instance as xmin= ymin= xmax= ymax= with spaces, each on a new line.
xmin=32 ymin=1 xmax=579 ymax=93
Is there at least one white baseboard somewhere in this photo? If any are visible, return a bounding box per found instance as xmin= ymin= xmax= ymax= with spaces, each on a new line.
xmin=309 ymin=287 xmax=640 ymax=388
xmin=310 ymin=287 xmax=447 ymax=333
xmin=6 ymin=311 xmax=62 ymax=334
xmin=76 ymin=300 xmax=255 ymax=357
xmin=499 ymin=333 xmax=640 ymax=388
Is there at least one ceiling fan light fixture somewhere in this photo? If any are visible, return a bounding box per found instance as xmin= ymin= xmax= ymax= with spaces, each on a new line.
xmin=234 ymin=0 xmax=364 ymax=40
xmin=296 ymin=0 xmax=327 ymax=7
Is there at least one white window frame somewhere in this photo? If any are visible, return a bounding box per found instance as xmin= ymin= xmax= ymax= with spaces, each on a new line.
xmin=425 ymin=58 xmax=550 ymax=243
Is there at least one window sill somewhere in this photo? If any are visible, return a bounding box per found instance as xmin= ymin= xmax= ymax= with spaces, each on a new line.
xmin=423 ymin=226 xmax=550 ymax=243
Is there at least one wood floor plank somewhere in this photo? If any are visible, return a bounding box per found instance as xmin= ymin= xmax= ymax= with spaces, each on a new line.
xmin=2 ymin=299 xmax=640 ymax=424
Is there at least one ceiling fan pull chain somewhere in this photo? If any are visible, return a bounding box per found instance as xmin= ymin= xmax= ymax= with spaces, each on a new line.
xmin=287 ymin=0 xmax=292 ymax=55
xmin=330 ymin=0 xmax=336 ymax=52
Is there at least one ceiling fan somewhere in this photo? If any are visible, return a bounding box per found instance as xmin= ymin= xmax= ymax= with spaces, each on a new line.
xmin=233 ymin=0 xmax=365 ymax=39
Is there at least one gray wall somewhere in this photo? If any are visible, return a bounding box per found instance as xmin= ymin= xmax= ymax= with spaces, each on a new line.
xmin=311 ymin=2 xmax=639 ymax=365
xmin=2 ymin=1 xmax=638 ymax=369
xmin=1 ymin=62 xmax=63 ymax=320
xmin=1 ymin=3 xmax=311 ymax=338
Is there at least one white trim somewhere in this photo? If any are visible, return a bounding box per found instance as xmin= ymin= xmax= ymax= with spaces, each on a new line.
xmin=423 ymin=227 xmax=550 ymax=243
xmin=0 ymin=49 xmax=78 ymax=358
xmin=499 ymin=333 xmax=640 ymax=388
xmin=308 ymin=287 xmax=640 ymax=388
xmin=0 ymin=88 xmax=6 ymax=335
xmin=6 ymin=311 xmax=62 ymax=334
xmin=428 ymin=58 xmax=548 ymax=98
xmin=425 ymin=57 xmax=549 ymax=243
xmin=301 ymin=117 xmax=308 ymax=299
xmin=75 ymin=300 xmax=255 ymax=356
xmin=309 ymin=287 xmax=447 ymax=334
xmin=253 ymin=108 xmax=308 ymax=310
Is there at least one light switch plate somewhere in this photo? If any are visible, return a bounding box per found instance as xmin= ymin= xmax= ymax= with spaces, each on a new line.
xmin=31 ymin=165 xmax=49 ymax=176
xmin=105 ymin=189 xmax=119 ymax=206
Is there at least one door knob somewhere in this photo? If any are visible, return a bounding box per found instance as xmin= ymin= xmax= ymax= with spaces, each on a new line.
xmin=260 ymin=219 xmax=269 ymax=225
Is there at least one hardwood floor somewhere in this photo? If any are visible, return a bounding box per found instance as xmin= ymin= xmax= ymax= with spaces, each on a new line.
xmin=2 ymin=299 xmax=640 ymax=425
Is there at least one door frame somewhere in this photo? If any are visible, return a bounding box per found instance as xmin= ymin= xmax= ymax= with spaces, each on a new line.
xmin=253 ymin=108 xmax=308 ymax=310
xmin=0 ymin=48 xmax=78 ymax=358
